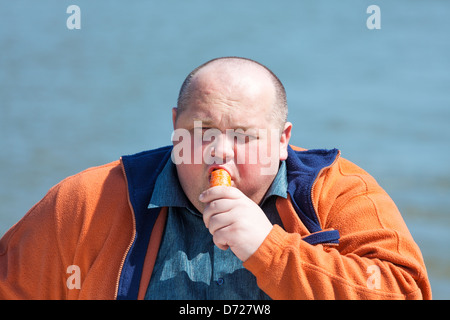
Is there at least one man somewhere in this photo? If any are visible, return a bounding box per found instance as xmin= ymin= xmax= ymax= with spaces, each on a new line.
xmin=0 ymin=57 xmax=431 ymax=299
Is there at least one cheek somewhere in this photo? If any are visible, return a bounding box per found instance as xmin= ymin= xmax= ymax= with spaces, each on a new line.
xmin=177 ymin=163 xmax=205 ymax=188
xmin=176 ymin=163 xmax=209 ymax=210
xmin=234 ymin=140 xmax=261 ymax=165
xmin=233 ymin=139 xmax=280 ymax=190
xmin=234 ymin=163 xmax=276 ymax=204
xmin=234 ymin=139 xmax=278 ymax=167
xmin=234 ymin=162 xmax=265 ymax=190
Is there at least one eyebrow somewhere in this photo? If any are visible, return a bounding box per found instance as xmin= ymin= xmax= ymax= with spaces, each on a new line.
xmin=192 ymin=120 xmax=255 ymax=131
xmin=192 ymin=118 xmax=213 ymax=126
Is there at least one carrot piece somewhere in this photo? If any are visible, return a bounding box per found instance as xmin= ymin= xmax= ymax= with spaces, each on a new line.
xmin=210 ymin=169 xmax=231 ymax=187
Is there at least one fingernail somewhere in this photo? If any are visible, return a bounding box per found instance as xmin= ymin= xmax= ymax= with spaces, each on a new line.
xmin=199 ymin=192 xmax=204 ymax=201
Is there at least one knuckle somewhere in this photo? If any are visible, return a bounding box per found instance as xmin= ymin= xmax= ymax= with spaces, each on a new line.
xmin=213 ymin=230 xmax=226 ymax=246
xmin=209 ymin=200 xmax=217 ymax=209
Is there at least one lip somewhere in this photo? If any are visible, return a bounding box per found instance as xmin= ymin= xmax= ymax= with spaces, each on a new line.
xmin=207 ymin=165 xmax=232 ymax=179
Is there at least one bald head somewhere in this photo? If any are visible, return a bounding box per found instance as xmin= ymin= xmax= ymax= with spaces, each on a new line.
xmin=176 ymin=57 xmax=288 ymax=129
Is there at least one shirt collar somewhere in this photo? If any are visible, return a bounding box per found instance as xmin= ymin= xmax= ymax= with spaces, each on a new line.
xmin=262 ymin=160 xmax=288 ymax=202
xmin=148 ymin=158 xmax=193 ymax=210
xmin=148 ymin=159 xmax=288 ymax=210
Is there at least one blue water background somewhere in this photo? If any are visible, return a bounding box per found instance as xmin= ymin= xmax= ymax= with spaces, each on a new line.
xmin=1 ymin=1 xmax=449 ymax=298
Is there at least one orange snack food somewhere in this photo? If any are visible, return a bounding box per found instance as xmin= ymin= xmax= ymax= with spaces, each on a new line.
xmin=210 ymin=169 xmax=231 ymax=187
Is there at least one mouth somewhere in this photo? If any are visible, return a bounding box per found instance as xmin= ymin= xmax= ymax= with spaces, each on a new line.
xmin=207 ymin=166 xmax=232 ymax=181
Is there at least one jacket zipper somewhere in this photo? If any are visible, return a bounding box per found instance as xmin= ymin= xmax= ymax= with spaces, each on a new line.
xmin=310 ymin=150 xmax=341 ymax=228
xmin=114 ymin=158 xmax=137 ymax=299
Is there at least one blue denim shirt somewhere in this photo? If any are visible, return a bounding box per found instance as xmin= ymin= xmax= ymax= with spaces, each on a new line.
xmin=145 ymin=160 xmax=287 ymax=300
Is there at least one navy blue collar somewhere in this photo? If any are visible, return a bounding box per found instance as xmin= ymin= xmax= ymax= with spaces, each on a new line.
xmin=148 ymin=159 xmax=288 ymax=210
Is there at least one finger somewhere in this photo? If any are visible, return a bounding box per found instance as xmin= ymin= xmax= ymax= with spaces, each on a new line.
xmin=212 ymin=225 xmax=232 ymax=251
xmin=215 ymin=243 xmax=229 ymax=251
xmin=203 ymin=198 xmax=235 ymax=228
xmin=199 ymin=186 xmax=241 ymax=203
xmin=207 ymin=210 xmax=236 ymax=235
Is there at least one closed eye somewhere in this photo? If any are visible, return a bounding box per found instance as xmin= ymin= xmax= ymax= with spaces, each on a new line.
xmin=234 ymin=132 xmax=258 ymax=144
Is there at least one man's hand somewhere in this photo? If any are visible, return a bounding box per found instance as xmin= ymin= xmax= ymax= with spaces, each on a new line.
xmin=199 ymin=186 xmax=273 ymax=262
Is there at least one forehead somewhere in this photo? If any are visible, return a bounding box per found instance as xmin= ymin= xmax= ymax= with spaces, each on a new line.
xmin=179 ymin=91 xmax=274 ymax=130
xmin=177 ymin=65 xmax=277 ymax=129
xmin=190 ymin=106 xmax=264 ymax=129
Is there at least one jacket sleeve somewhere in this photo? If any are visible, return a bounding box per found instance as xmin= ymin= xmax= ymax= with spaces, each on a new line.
xmin=0 ymin=161 xmax=132 ymax=300
xmin=0 ymin=182 xmax=70 ymax=299
xmin=243 ymin=157 xmax=432 ymax=300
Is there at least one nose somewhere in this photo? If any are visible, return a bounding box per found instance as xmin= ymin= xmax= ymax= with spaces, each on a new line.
xmin=208 ymin=132 xmax=234 ymax=164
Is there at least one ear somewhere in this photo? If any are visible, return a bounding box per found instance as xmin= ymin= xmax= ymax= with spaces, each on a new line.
xmin=279 ymin=122 xmax=292 ymax=161
xmin=172 ymin=107 xmax=178 ymax=129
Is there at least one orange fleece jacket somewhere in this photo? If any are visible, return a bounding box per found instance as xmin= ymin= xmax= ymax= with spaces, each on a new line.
xmin=0 ymin=149 xmax=431 ymax=299
xmin=243 ymin=152 xmax=431 ymax=299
